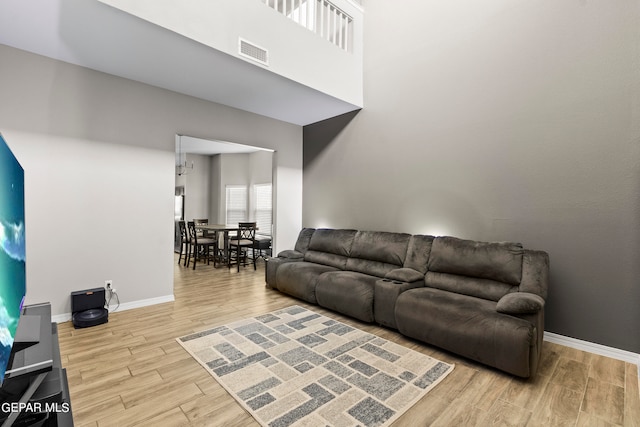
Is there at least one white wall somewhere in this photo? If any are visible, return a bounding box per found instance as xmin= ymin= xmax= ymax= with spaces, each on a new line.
xmin=303 ymin=0 xmax=640 ymax=352
xmin=218 ymin=153 xmax=250 ymax=224
xmin=8 ymin=132 xmax=174 ymax=314
xmin=208 ymin=155 xmax=222 ymax=224
xmin=210 ymin=152 xmax=274 ymax=226
xmin=182 ymin=153 xmax=211 ymax=221
xmin=249 ymin=150 xmax=273 ymax=187
xmin=99 ymin=0 xmax=363 ymax=107
xmin=0 ymin=44 xmax=303 ymax=316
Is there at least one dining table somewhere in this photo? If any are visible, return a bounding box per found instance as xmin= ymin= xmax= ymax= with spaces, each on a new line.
xmin=198 ymin=224 xmax=257 ymax=268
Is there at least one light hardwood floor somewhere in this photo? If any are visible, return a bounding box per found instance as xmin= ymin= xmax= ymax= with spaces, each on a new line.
xmin=57 ymin=257 xmax=640 ymax=426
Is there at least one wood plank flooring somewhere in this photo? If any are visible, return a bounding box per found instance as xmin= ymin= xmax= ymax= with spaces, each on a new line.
xmin=57 ymin=257 xmax=640 ymax=426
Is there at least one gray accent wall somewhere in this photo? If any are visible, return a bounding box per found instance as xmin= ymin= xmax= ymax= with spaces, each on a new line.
xmin=303 ymin=1 xmax=640 ymax=352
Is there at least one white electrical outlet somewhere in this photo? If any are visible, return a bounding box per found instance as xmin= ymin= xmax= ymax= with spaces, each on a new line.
xmin=105 ymin=280 xmax=113 ymax=290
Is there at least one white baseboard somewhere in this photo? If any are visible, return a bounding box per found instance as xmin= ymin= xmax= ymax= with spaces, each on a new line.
xmin=51 ymin=294 xmax=175 ymax=324
xmin=544 ymin=331 xmax=640 ymax=377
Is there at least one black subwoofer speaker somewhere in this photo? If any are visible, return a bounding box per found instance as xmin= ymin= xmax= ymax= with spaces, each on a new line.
xmin=71 ymin=288 xmax=108 ymax=328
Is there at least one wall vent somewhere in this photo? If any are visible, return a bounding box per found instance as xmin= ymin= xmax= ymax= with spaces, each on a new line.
xmin=239 ymin=38 xmax=269 ymax=66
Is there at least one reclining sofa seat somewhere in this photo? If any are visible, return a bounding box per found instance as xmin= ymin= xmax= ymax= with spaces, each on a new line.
xmin=266 ymin=228 xmax=549 ymax=378
xmin=268 ymin=228 xmax=432 ymax=323
xmin=395 ymin=236 xmax=549 ymax=378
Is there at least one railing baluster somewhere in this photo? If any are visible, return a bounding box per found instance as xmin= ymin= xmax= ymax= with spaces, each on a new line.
xmin=306 ymin=0 xmax=313 ymax=30
xmin=332 ymin=5 xmax=337 ymax=44
xmin=344 ymin=13 xmax=349 ymax=51
xmin=320 ymin=0 xmax=325 ymax=38
xmin=338 ymin=11 xmax=343 ymax=49
xmin=261 ymin=0 xmax=352 ymax=52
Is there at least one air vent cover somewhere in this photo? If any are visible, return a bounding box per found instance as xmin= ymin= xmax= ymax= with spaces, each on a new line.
xmin=239 ymin=38 xmax=269 ymax=66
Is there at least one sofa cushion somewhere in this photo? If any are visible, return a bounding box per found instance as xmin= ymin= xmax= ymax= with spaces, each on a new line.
xmin=315 ymin=271 xmax=378 ymax=323
xmin=276 ymin=262 xmax=338 ymax=303
xmin=345 ymin=258 xmax=398 ymax=278
xmin=428 ymin=236 xmax=524 ymax=286
xmin=307 ymin=229 xmax=357 ymax=255
xmin=294 ymin=228 xmax=316 ymax=254
xmin=304 ymin=229 xmax=357 ymax=269
xmin=395 ymin=287 xmax=536 ymax=377
xmin=343 ymin=231 xmax=411 ymax=277
xmin=305 ymin=251 xmax=350 ymax=270
xmin=403 ymin=235 xmax=435 ymax=274
xmin=349 ymin=231 xmax=410 ymax=266
xmin=425 ymin=271 xmax=517 ymax=302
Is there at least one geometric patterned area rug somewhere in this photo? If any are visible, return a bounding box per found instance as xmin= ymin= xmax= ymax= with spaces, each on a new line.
xmin=177 ymin=305 xmax=454 ymax=427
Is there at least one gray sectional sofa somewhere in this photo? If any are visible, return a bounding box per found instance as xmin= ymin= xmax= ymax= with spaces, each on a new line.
xmin=265 ymin=228 xmax=549 ymax=378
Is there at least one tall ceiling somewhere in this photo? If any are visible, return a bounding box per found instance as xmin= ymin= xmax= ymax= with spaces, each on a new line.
xmin=0 ymin=0 xmax=360 ymax=127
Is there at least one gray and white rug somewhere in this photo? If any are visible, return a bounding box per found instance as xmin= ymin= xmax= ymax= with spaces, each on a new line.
xmin=177 ymin=305 xmax=454 ymax=427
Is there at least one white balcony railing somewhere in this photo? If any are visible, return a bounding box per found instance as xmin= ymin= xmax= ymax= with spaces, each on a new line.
xmin=262 ymin=0 xmax=353 ymax=52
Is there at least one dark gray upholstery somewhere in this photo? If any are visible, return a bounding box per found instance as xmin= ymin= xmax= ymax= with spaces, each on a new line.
xmin=265 ymin=228 xmax=549 ymax=378
xmin=294 ymin=227 xmax=316 ymax=254
xmin=374 ymin=279 xmax=423 ymax=329
xmin=316 ymin=271 xmax=378 ymax=322
xmin=395 ymin=287 xmax=537 ymax=378
xmin=304 ymin=229 xmax=357 ymax=269
xmin=276 ymin=262 xmax=338 ymax=303
xmin=428 ymin=236 xmax=524 ymax=285
xmin=403 ymin=235 xmax=434 ymax=274
xmin=345 ymin=231 xmax=411 ymax=277
xmin=349 ymin=231 xmax=411 ymax=266
xmin=425 ymin=272 xmax=517 ymax=302
xmin=265 ymin=229 xmax=314 ymax=289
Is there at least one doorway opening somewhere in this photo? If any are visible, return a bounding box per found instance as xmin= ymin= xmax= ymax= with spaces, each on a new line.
xmin=173 ymin=135 xmax=275 ymax=256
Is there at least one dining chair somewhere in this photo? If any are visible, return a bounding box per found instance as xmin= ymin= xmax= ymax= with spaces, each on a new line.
xmin=194 ymin=218 xmax=209 ymax=237
xmin=254 ymin=235 xmax=272 ymax=261
xmin=177 ymin=220 xmax=190 ymax=266
xmin=229 ymin=222 xmax=257 ymax=272
xmin=187 ymin=221 xmax=217 ymax=270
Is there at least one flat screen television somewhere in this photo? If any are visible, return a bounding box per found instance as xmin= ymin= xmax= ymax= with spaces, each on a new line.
xmin=0 ymin=133 xmax=26 ymax=385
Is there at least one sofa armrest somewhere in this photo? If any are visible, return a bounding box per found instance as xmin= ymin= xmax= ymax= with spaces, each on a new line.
xmin=265 ymin=255 xmax=305 ymax=289
xmin=384 ymin=268 xmax=424 ymax=283
xmin=497 ymin=292 xmax=545 ymax=314
xmin=277 ymin=249 xmax=305 ymax=259
xmin=374 ymin=279 xmax=424 ymax=329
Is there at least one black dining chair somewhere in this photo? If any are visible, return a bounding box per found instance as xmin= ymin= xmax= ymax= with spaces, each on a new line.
xmin=177 ymin=220 xmax=190 ymax=266
xmin=187 ymin=221 xmax=217 ymax=270
xmin=229 ymin=222 xmax=257 ymax=272
xmin=194 ymin=218 xmax=209 ymax=237
xmin=254 ymin=235 xmax=272 ymax=261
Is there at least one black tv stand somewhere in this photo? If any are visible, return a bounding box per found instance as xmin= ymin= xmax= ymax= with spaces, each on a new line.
xmin=11 ymin=316 xmax=41 ymax=354
xmin=1 ymin=303 xmax=73 ymax=426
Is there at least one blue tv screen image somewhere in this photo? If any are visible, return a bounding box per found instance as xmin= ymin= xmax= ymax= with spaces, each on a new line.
xmin=0 ymin=133 xmax=26 ymax=384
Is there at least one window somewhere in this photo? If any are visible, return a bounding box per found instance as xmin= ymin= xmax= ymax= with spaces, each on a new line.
xmin=254 ymin=184 xmax=272 ymax=236
xmin=226 ymin=185 xmax=247 ymax=225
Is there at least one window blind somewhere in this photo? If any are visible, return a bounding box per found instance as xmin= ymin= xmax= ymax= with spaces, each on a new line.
xmin=254 ymin=184 xmax=272 ymax=236
xmin=226 ymin=185 xmax=247 ymax=225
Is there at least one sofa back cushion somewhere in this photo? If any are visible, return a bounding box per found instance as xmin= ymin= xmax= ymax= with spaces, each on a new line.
xmin=424 ymin=272 xmax=517 ymax=302
xmin=294 ymin=228 xmax=316 ymax=254
xmin=403 ymin=235 xmax=435 ymax=274
xmin=346 ymin=231 xmax=411 ymax=277
xmin=304 ymin=229 xmax=357 ymax=269
xmin=428 ymin=236 xmax=524 ymax=285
